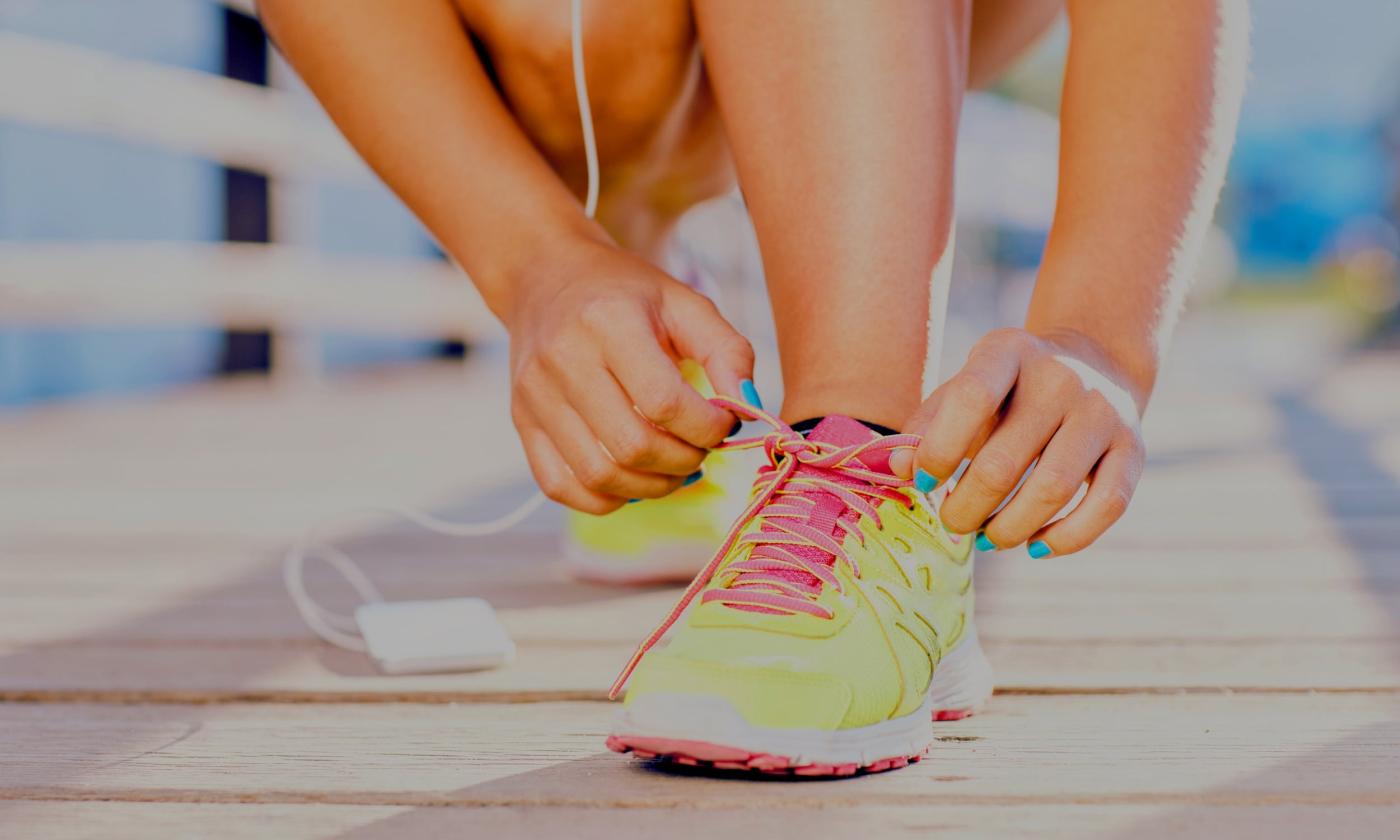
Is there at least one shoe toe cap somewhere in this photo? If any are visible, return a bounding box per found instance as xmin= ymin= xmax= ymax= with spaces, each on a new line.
xmin=624 ymin=653 xmax=853 ymax=731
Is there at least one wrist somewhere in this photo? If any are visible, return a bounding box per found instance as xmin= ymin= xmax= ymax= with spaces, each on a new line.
xmin=476 ymin=219 xmax=613 ymax=326
xmin=1026 ymin=324 xmax=1158 ymax=414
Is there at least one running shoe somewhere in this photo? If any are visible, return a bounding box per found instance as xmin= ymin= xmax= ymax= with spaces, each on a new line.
xmin=563 ymin=448 xmax=747 ymax=585
xmin=606 ymin=401 xmax=993 ymax=776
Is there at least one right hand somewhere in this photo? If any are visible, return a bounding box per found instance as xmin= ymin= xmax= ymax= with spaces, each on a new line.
xmin=503 ymin=239 xmax=754 ymax=514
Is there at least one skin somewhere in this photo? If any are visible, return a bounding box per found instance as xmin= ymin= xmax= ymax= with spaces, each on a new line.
xmin=258 ymin=0 xmax=1244 ymax=556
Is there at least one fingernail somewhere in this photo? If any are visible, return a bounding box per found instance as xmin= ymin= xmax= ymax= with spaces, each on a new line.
xmin=739 ymin=379 xmax=764 ymax=410
xmin=1028 ymin=540 xmax=1052 ymax=559
xmin=626 ymin=498 xmax=641 ymax=505
xmin=728 ymin=419 xmax=742 ymax=437
xmin=682 ymin=470 xmax=704 ymax=487
xmin=914 ymin=469 xmax=938 ymax=494
xmin=975 ymin=532 xmax=997 ymax=552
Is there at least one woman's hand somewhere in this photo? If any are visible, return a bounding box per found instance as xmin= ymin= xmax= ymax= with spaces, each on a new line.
xmin=504 ymin=239 xmax=753 ymax=514
xmin=891 ymin=328 xmax=1147 ymax=557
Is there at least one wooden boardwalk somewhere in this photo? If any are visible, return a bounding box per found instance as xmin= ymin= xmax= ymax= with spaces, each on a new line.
xmin=3 ymin=318 xmax=1400 ymax=838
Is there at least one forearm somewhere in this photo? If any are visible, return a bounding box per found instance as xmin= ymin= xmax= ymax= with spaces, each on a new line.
xmin=258 ymin=0 xmax=605 ymax=320
xmin=1027 ymin=0 xmax=1248 ymax=408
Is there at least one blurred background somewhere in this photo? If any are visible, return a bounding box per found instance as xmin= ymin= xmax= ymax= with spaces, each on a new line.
xmin=0 ymin=0 xmax=1397 ymax=410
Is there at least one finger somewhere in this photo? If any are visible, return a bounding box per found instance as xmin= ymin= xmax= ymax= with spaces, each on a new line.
xmin=554 ymin=360 xmax=708 ymax=475
xmin=529 ymin=394 xmax=685 ymax=501
xmin=1027 ymin=441 xmax=1144 ymax=558
xmin=518 ymin=423 xmax=625 ymax=515
xmin=896 ymin=348 xmax=1021 ymax=485
xmin=939 ymin=397 xmax=1063 ymax=536
xmin=981 ymin=412 xmax=1113 ymax=549
xmin=601 ymin=312 xmax=736 ymax=449
xmin=661 ymin=290 xmax=755 ymax=403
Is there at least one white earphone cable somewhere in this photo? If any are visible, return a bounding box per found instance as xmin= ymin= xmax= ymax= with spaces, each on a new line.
xmin=284 ymin=0 xmax=598 ymax=651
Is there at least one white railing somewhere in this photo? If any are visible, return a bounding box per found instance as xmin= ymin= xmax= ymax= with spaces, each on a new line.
xmin=0 ymin=15 xmax=498 ymax=374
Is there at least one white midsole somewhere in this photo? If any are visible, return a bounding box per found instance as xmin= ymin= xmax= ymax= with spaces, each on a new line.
xmin=612 ymin=624 xmax=994 ymax=765
xmin=928 ymin=623 xmax=996 ymax=715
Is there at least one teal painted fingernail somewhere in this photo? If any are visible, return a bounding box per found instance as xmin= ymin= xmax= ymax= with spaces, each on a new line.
xmin=1028 ymin=540 xmax=1052 ymax=559
xmin=739 ymin=379 xmax=763 ymax=410
xmin=682 ymin=470 xmax=704 ymax=487
xmin=626 ymin=498 xmax=640 ymax=505
xmin=975 ymin=532 xmax=997 ymax=552
xmin=914 ymin=469 xmax=938 ymax=494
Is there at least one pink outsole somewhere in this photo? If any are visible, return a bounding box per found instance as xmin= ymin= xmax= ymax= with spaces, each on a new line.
xmin=933 ymin=707 xmax=975 ymax=722
xmin=606 ymin=704 xmax=978 ymax=778
xmin=606 ymin=734 xmax=923 ymax=777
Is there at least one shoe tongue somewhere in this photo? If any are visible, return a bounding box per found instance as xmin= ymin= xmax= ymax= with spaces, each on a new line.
xmin=725 ymin=416 xmax=895 ymax=612
xmin=804 ymin=416 xmax=893 ymax=474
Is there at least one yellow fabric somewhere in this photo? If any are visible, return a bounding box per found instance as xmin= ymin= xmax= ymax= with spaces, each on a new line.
xmin=624 ymin=489 xmax=974 ymax=731
xmin=566 ymin=359 xmax=736 ymax=559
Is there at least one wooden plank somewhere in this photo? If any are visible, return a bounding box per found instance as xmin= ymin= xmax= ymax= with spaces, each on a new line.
xmin=5 ymin=801 xmax=1400 ymax=840
xmin=1 ymin=564 xmax=1397 ymax=646
xmin=3 ymin=696 xmax=1399 ymax=804
xmin=4 ymin=633 xmax=1399 ymax=701
xmin=0 ymin=362 xmax=523 ymax=546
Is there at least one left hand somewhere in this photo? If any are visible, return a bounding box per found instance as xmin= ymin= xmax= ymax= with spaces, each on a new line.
xmin=890 ymin=328 xmax=1147 ymax=558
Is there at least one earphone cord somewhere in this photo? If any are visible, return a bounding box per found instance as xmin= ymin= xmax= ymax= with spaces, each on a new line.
xmin=284 ymin=0 xmax=599 ymax=651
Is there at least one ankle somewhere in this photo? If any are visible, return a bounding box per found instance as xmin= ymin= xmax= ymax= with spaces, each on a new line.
xmin=780 ymin=388 xmax=917 ymax=433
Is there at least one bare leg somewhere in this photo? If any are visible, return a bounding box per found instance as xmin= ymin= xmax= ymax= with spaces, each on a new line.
xmin=693 ymin=0 xmax=970 ymax=430
xmin=453 ymin=0 xmax=733 ymax=261
xmin=454 ymin=0 xmax=1055 ymax=284
xmin=969 ymin=0 xmax=1063 ymax=89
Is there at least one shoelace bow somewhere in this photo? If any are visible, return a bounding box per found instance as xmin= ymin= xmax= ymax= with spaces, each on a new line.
xmin=608 ymin=396 xmax=923 ymax=698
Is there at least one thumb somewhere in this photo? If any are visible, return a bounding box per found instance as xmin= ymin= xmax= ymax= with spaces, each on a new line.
xmin=662 ymin=290 xmax=755 ymax=402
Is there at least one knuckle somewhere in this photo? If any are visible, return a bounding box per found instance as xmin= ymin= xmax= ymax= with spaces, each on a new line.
xmin=1081 ymin=388 xmax=1120 ymax=421
xmin=1121 ymin=427 xmax=1148 ymax=458
xmin=536 ymin=472 xmax=571 ymax=504
xmin=609 ymin=426 xmax=656 ymax=468
xmin=1030 ymin=464 xmax=1082 ymax=508
xmin=514 ymin=354 xmax=549 ymax=387
xmin=939 ymin=504 xmax=978 ymax=536
xmin=1099 ymin=483 xmax=1133 ymax=522
xmin=722 ymin=333 xmax=756 ymax=365
xmin=985 ymin=520 xmax=1029 ymax=548
xmin=916 ymin=443 xmax=957 ymax=476
xmin=577 ymin=296 xmax=626 ymax=332
xmin=632 ymin=477 xmax=680 ymax=500
xmin=1044 ymin=522 xmax=1091 ymax=555
xmin=577 ymin=457 xmax=621 ymax=492
xmin=578 ymin=495 xmax=623 ymax=516
xmin=1030 ymin=357 xmax=1076 ymax=396
xmin=981 ymin=327 xmax=1027 ymax=352
xmin=509 ymin=398 xmax=529 ymax=426
xmin=970 ymin=448 xmax=1021 ymax=494
xmin=640 ymin=388 xmax=684 ymax=426
xmin=540 ymin=336 xmax=581 ymax=371
xmin=953 ymin=376 xmax=1000 ymax=416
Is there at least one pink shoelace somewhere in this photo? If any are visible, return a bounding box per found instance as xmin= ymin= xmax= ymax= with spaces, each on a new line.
xmin=608 ymin=397 xmax=923 ymax=698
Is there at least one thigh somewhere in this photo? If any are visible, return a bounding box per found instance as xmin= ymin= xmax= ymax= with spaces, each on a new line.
xmin=452 ymin=0 xmax=733 ymax=253
xmin=969 ymin=0 xmax=1063 ymax=89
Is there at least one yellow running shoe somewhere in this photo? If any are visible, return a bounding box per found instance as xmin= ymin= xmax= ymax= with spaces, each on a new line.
xmin=606 ymin=403 xmax=992 ymax=776
xmin=563 ymin=449 xmax=749 ymax=585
